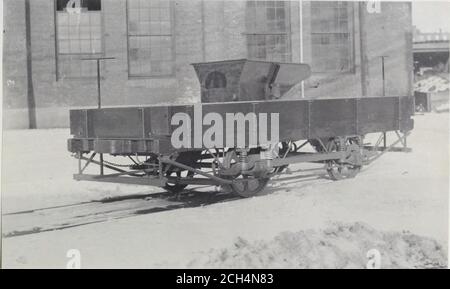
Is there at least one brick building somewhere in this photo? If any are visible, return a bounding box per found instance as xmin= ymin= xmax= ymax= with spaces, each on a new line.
xmin=2 ymin=0 xmax=413 ymax=128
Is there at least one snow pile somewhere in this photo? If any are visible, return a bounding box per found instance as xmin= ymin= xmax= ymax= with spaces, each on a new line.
xmin=188 ymin=222 xmax=447 ymax=269
xmin=414 ymin=75 xmax=449 ymax=93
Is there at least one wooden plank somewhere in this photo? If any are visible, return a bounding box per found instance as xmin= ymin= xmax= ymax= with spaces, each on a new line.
xmin=309 ymin=98 xmax=357 ymax=138
xmin=357 ymin=97 xmax=398 ymax=134
xmin=88 ymin=107 xmax=144 ymax=139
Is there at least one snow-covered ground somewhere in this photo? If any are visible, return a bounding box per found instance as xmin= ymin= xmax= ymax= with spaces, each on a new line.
xmin=1 ymin=113 xmax=448 ymax=268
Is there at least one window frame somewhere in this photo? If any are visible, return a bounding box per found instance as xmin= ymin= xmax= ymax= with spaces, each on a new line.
xmin=244 ymin=1 xmax=293 ymax=63
xmin=310 ymin=1 xmax=355 ymax=73
xmin=54 ymin=0 xmax=105 ymax=80
xmin=125 ymin=0 xmax=176 ymax=79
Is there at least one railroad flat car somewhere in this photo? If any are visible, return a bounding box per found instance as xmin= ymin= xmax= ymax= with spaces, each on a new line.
xmin=68 ymin=59 xmax=414 ymax=197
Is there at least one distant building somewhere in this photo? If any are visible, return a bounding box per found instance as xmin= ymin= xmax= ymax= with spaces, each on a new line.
xmin=3 ymin=0 xmax=413 ymax=128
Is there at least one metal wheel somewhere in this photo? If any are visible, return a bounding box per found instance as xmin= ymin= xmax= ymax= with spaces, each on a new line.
xmin=163 ymin=151 xmax=202 ymax=194
xmin=325 ymin=137 xmax=362 ymax=180
xmin=221 ymin=150 xmax=270 ymax=198
xmin=164 ymin=170 xmax=193 ymax=194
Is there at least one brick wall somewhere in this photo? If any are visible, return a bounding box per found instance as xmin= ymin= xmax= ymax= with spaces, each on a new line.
xmin=293 ymin=1 xmax=413 ymax=99
xmin=2 ymin=0 xmax=413 ymax=129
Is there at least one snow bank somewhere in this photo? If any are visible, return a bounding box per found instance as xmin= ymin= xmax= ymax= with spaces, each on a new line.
xmin=188 ymin=222 xmax=447 ymax=269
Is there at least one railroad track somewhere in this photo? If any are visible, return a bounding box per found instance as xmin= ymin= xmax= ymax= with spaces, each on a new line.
xmin=2 ymin=166 xmax=328 ymax=238
xmin=2 ymin=189 xmax=241 ymax=238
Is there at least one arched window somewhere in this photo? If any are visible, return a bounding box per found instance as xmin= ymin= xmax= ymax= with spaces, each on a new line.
xmin=205 ymin=71 xmax=227 ymax=89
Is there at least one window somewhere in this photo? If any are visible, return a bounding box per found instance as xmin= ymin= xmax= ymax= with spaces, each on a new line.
xmin=127 ymin=0 xmax=174 ymax=77
xmin=246 ymin=1 xmax=291 ymax=62
xmin=55 ymin=0 xmax=103 ymax=79
xmin=311 ymin=1 xmax=353 ymax=72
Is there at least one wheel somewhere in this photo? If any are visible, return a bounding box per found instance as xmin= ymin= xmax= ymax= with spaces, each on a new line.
xmin=226 ymin=175 xmax=270 ymax=198
xmin=325 ymin=137 xmax=363 ymax=180
xmin=220 ymin=150 xmax=270 ymax=198
xmin=164 ymin=170 xmax=194 ymax=194
xmin=163 ymin=151 xmax=202 ymax=194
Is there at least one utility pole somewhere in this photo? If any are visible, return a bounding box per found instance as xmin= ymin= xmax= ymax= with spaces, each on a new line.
xmin=379 ymin=55 xmax=389 ymax=96
xmin=80 ymin=57 xmax=115 ymax=109
xmin=80 ymin=56 xmax=115 ymax=175
xmin=379 ymin=55 xmax=389 ymax=148
xmin=358 ymin=2 xmax=370 ymax=97
xmin=25 ymin=0 xmax=36 ymax=128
